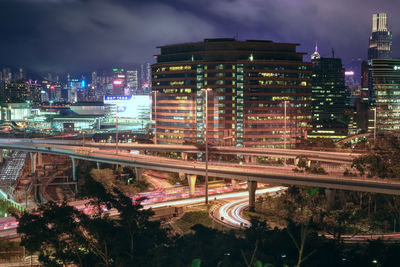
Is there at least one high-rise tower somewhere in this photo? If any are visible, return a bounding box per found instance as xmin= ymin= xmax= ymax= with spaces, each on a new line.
xmin=368 ymin=13 xmax=392 ymax=60
xmin=152 ymin=38 xmax=312 ymax=148
xmin=310 ymin=54 xmax=347 ymax=139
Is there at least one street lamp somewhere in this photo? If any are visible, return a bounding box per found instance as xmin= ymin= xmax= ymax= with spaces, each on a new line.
xmin=201 ymin=88 xmax=212 ymax=204
xmin=115 ymin=103 xmax=119 ymax=155
xmin=373 ymin=107 xmax=377 ymax=145
xmin=152 ymin=91 xmax=158 ymax=144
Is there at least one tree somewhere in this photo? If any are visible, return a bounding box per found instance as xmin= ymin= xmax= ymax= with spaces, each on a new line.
xmin=351 ymin=133 xmax=400 ymax=179
xmin=15 ymin=174 xmax=168 ymax=266
xmin=322 ymin=202 xmax=362 ymax=245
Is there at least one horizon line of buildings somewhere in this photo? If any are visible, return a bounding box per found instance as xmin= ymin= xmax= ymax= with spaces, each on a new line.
xmin=0 ymin=12 xmax=399 ymax=149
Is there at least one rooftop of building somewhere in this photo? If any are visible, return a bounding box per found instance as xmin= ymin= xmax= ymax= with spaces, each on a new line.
xmin=70 ymin=102 xmax=104 ymax=106
xmin=157 ymin=38 xmax=300 ymax=49
xmin=155 ymin=38 xmax=307 ymax=64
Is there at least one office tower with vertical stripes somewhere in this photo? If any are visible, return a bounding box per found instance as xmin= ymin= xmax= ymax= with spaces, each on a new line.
xmin=152 ymin=38 xmax=312 ymax=148
xmin=368 ymin=13 xmax=392 ymax=60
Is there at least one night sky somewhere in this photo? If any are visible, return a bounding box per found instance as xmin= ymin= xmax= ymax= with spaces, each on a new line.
xmin=0 ymin=0 xmax=399 ymax=75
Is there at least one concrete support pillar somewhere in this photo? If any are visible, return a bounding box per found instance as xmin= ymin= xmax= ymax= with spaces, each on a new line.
xmin=244 ymin=155 xmax=250 ymax=163
xmin=71 ymin=157 xmax=76 ymax=181
xmin=181 ymin=152 xmax=188 ymax=160
xmin=96 ymin=162 xmax=100 ymax=170
xmin=248 ymin=180 xmax=258 ymax=212
xmin=231 ymin=179 xmax=239 ymax=190
xmin=135 ymin=167 xmax=143 ymax=182
xmin=187 ymin=174 xmax=197 ymax=197
xmin=251 ymin=156 xmax=257 ymax=164
xmin=294 ymin=157 xmax=299 ymax=166
xmin=0 ymin=149 xmax=3 ymax=163
xmin=325 ymin=188 xmax=336 ymax=211
xmin=37 ymin=152 xmax=43 ymax=166
xmin=30 ymin=152 xmax=37 ymax=174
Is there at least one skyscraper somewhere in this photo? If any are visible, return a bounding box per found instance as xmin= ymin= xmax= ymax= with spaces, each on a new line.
xmin=126 ymin=70 xmax=138 ymax=94
xmin=309 ymin=49 xmax=348 ymax=139
xmin=366 ymin=13 xmax=393 ymax=134
xmin=18 ymin=68 xmax=24 ymax=80
xmin=368 ymin=13 xmax=392 ymax=60
xmin=0 ymin=81 xmax=41 ymax=106
xmin=372 ymin=59 xmax=400 ymax=132
xmin=111 ymin=68 xmax=126 ymax=95
xmin=2 ymin=68 xmax=11 ymax=83
xmin=152 ymin=38 xmax=312 ymax=148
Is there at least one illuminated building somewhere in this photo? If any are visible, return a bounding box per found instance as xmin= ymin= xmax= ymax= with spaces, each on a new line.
xmin=366 ymin=13 xmax=393 ymax=133
xmin=0 ymin=103 xmax=30 ymax=122
xmin=112 ymin=68 xmax=126 ymax=95
xmin=310 ymin=42 xmax=321 ymax=61
xmin=18 ymin=68 xmax=25 ymax=80
xmin=0 ymin=81 xmax=41 ymax=106
xmin=68 ymin=79 xmax=85 ymax=103
xmin=2 ymin=68 xmax=11 ymax=83
xmin=103 ymin=95 xmax=152 ymax=133
xmin=152 ymin=38 xmax=312 ymax=148
xmin=310 ymin=54 xmax=347 ymax=139
xmin=372 ymin=59 xmax=400 ymax=131
xmin=126 ymin=70 xmax=138 ymax=94
xmin=368 ymin=13 xmax=392 ymax=60
xmin=47 ymin=83 xmax=62 ymax=102
xmin=139 ymin=64 xmax=152 ymax=94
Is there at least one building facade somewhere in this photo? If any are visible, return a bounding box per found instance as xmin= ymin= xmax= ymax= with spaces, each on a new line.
xmin=309 ymin=56 xmax=348 ymax=139
xmin=368 ymin=13 xmax=392 ymax=60
xmin=372 ymin=59 xmax=400 ymax=131
xmin=0 ymin=81 xmax=41 ymax=106
xmin=152 ymin=38 xmax=312 ymax=148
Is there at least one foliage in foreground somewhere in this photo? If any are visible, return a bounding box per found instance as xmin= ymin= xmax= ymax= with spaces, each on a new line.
xmin=351 ymin=133 xmax=400 ymax=179
xmin=13 ymin=173 xmax=400 ymax=267
xmin=15 ymin=175 xmax=167 ymax=266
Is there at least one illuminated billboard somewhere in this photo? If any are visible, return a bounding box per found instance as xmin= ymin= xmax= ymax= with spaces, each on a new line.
xmin=104 ymin=95 xmax=151 ymax=120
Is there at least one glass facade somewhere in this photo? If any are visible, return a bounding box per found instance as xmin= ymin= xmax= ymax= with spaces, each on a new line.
xmin=309 ymin=57 xmax=348 ymax=139
xmin=372 ymin=59 xmax=400 ymax=131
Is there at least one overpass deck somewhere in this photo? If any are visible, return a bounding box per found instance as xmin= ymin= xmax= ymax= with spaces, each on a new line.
xmin=0 ymin=141 xmax=399 ymax=196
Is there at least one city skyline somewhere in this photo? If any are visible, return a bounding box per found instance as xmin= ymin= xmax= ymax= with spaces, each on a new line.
xmin=0 ymin=0 xmax=399 ymax=74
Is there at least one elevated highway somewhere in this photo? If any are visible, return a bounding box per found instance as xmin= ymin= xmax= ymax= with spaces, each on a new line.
xmin=1 ymin=138 xmax=359 ymax=164
xmin=0 ymin=140 xmax=399 ymax=199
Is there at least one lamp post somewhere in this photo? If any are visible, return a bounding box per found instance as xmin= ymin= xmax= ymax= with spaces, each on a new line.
xmin=115 ymin=104 xmax=119 ymax=155
xmin=373 ymin=107 xmax=377 ymax=145
xmin=152 ymin=91 xmax=158 ymax=144
xmin=201 ymin=88 xmax=212 ymax=204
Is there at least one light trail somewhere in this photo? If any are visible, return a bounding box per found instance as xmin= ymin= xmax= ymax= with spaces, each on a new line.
xmin=233 ymin=201 xmax=250 ymax=226
xmin=219 ymin=199 xmax=250 ymax=227
xmin=215 ymin=186 xmax=287 ymax=228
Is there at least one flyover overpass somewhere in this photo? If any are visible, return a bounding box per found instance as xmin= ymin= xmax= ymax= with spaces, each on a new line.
xmin=3 ymin=138 xmax=359 ymax=164
xmin=84 ymin=142 xmax=358 ymax=164
xmin=0 ymin=139 xmax=400 ymax=210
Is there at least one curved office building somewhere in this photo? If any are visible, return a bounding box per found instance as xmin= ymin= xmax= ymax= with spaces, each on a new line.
xmin=152 ymin=38 xmax=312 ymax=148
